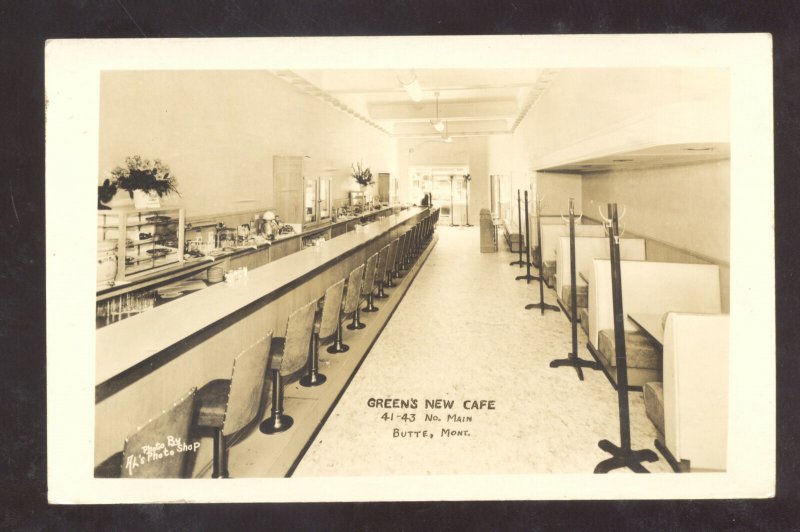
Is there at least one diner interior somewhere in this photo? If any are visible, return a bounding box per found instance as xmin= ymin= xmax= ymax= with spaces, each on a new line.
xmin=89 ymin=65 xmax=733 ymax=479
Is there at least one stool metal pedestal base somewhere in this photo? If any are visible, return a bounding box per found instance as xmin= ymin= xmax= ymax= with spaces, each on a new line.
xmin=515 ymin=273 xmax=540 ymax=283
xmin=259 ymin=415 xmax=294 ymax=434
xmin=594 ymin=439 xmax=658 ymax=473
xmin=211 ymin=428 xmax=228 ymax=479
xmin=327 ymin=324 xmax=349 ymax=353
xmin=525 ymin=302 xmax=560 ymax=313
xmin=300 ymin=373 xmax=327 ymax=387
xmin=375 ymin=282 xmax=389 ymax=299
xmin=346 ymin=308 xmax=366 ymax=329
xmin=301 ymin=335 xmax=327 ymax=387
xmin=363 ymin=294 xmax=379 ymax=312
xmin=260 ymin=370 xmax=294 ymax=435
xmin=549 ymin=354 xmax=600 ymax=381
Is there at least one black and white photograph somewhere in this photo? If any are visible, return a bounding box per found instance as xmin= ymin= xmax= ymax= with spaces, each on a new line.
xmin=44 ymin=35 xmax=774 ymax=503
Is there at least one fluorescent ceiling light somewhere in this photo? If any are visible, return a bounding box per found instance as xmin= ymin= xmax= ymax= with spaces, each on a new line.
xmin=441 ymin=120 xmax=452 ymax=142
xmin=403 ymin=78 xmax=423 ymax=102
xmin=399 ymin=71 xmax=423 ymax=102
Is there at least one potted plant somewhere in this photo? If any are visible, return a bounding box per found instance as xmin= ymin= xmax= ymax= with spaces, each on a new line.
xmin=97 ymin=178 xmax=117 ymax=210
xmin=351 ymin=161 xmax=374 ymax=188
xmin=110 ymin=155 xmax=179 ymax=209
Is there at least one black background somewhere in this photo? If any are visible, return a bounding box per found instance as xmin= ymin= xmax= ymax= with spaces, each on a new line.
xmin=2 ymin=0 xmax=798 ymax=529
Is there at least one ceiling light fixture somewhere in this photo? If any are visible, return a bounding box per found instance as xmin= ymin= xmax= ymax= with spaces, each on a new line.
xmin=399 ymin=70 xmax=423 ymax=102
xmin=441 ymin=120 xmax=452 ymax=142
xmin=431 ymin=91 xmax=445 ymax=132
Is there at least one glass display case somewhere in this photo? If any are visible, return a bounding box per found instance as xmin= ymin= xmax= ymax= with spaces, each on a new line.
xmin=303 ymin=177 xmax=317 ymax=224
xmin=318 ymin=176 xmax=331 ymax=220
xmin=302 ymin=176 xmax=331 ymax=228
xmin=97 ymin=207 xmax=185 ymax=287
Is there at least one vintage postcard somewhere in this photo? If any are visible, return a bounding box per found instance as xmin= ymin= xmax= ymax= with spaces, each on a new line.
xmin=45 ymin=34 xmax=774 ymax=503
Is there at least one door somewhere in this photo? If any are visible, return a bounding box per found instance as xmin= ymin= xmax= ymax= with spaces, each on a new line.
xmin=303 ymin=177 xmax=317 ymax=224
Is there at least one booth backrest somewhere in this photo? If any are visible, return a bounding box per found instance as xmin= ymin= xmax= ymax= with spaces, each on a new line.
xmin=663 ymin=312 xmax=729 ymax=471
xmin=538 ymin=215 xmax=577 ymax=225
xmin=540 ymin=224 xmax=606 ymax=263
xmin=555 ymin=236 xmax=646 ymax=294
xmin=587 ymin=259 xmax=721 ymax=348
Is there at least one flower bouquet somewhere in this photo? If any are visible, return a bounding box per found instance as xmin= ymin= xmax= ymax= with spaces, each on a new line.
xmin=110 ymin=155 xmax=179 ymax=208
xmin=351 ymin=161 xmax=374 ymax=187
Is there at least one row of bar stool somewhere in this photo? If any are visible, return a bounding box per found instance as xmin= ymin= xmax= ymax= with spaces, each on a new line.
xmin=103 ymin=209 xmax=439 ymax=478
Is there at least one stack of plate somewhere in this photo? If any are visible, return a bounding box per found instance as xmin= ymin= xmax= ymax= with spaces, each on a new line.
xmin=208 ymin=266 xmax=224 ymax=283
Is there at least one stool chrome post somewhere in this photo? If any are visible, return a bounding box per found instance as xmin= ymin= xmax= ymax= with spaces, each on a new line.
xmin=259 ymin=368 xmax=293 ymax=434
xmin=300 ymin=332 xmax=326 ymax=387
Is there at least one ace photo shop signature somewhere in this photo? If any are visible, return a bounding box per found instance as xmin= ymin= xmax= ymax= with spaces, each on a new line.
xmin=125 ymin=435 xmax=200 ymax=476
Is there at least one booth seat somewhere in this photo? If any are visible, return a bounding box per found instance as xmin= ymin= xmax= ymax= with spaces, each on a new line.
xmin=554 ymin=236 xmax=646 ymax=319
xmin=578 ymin=308 xmax=589 ymax=335
xmin=502 ymin=216 xmax=524 ymax=253
xmin=645 ymin=313 xmax=729 ymax=472
xmin=587 ymin=259 xmax=721 ymax=388
xmin=539 ymin=224 xmax=606 ymax=287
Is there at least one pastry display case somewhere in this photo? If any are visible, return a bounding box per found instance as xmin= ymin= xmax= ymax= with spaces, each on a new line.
xmin=97 ymin=207 xmax=185 ymax=286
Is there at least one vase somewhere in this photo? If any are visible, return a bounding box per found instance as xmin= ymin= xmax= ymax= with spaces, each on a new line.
xmin=133 ymin=189 xmax=161 ymax=209
xmin=104 ymin=189 xmax=134 ymax=209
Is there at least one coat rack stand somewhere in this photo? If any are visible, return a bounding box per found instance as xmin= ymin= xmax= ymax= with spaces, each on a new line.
xmin=463 ymin=177 xmax=473 ymax=227
xmin=509 ymin=190 xmax=527 ymax=267
xmin=525 ymin=193 xmax=559 ymax=314
xmin=548 ymin=198 xmax=599 ymax=379
xmin=594 ymin=203 xmax=659 ymax=473
xmin=449 ymin=175 xmax=459 ymax=227
xmin=515 ymin=191 xmax=538 ymax=283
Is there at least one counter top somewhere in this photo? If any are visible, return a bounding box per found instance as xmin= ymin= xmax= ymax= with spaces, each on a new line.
xmin=96 ymin=207 xmax=423 ymax=385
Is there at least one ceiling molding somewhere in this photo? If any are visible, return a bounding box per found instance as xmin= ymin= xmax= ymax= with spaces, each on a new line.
xmin=370 ymin=100 xmax=517 ymax=122
xmin=270 ymin=70 xmax=390 ymax=135
xmin=510 ymin=69 xmax=560 ymax=133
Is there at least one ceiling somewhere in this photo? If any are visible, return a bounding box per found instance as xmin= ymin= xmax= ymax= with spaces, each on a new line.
xmin=539 ymin=143 xmax=731 ymax=173
xmin=271 ymin=69 xmax=560 ymax=140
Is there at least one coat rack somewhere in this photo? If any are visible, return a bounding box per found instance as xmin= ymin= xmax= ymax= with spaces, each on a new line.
xmin=525 ymin=193 xmax=559 ymax=314
xmin=515 ymin=190 xmax=538 ymax=283
xmin=549 ymin=198 xmax=600 ymax=380
xmin=594 ymin=203 xmax=659 ymax=473
xmin=509 ymin=189 xmax=527 ymax=267
xmin=449 ymin=175 xmax=457 ymax=226
xmin=463 ymin=174 xmax=473 ymax=227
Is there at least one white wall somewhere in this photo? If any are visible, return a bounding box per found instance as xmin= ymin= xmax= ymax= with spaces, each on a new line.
xmin=582 ymin=159 xmax=730 ymax=264
xmin=99 ymin=70 xmax=395 ymax=218
xmin=535 ymin=171 xmax=582 ymax=216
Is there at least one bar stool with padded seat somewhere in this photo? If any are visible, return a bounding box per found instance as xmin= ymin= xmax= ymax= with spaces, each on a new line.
xmin=382 ymin=238 xmax=399 ymax=291
xmin=300 ymin=278 xmax=345 ymax=387
xmin=360 ymin=251 xmax=380 ymax=313
xmin=328 ymin=263 xmax=365 ymax=352
xmin=408 ymin=225 xmax=420 ymax=263
xmin=260 ymin=299 xmax=317 ymax=434
xmin=398 ymin=228 xmax=413 ymax=273
xmin=373 ymin=244 xmax=390 ymax=299
xmin=417 ymin=219 xmax=428 ymax=252
xmin=194 ymin=333 xmax=272 ymax=478
xmin=392 ymin=232 xmax=407 ymax=281
xmin=94 ymin=387 xmax=197 ymax=478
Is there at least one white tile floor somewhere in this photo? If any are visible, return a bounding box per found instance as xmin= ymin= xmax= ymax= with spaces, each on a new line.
xmin=294 ymin=224 xmax=671 ymax=476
